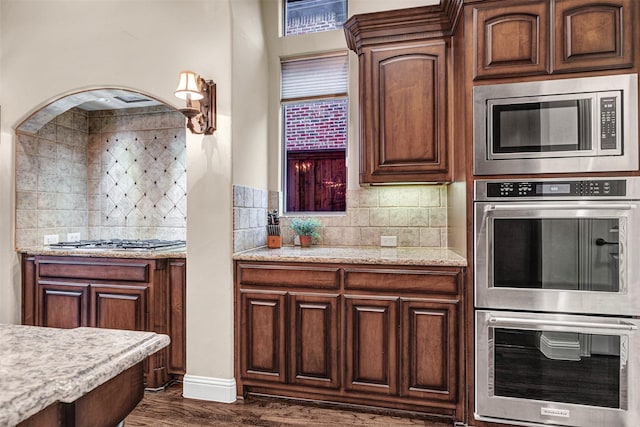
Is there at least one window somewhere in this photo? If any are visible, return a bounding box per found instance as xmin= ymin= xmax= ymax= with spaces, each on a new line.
xmin=281 ymin=54 xmax=348 ymax=212
xmin=284 ymin=0 xmax=348 ymax=36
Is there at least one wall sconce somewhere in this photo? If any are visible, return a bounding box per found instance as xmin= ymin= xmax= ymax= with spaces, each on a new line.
xmin=174 ymin=70 xmax=216 ymax=135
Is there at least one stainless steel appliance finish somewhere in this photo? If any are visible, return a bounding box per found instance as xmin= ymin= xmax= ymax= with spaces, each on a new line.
xmin=473 ymin=73 xmax=638 ymax=175
xmin=474 ymin=177 xmax=640 ymax=316
xmin=474 ymin=177 xmax=640 ymax=427
xmin=475 ymin=310 xmax=640 ymax=427
xmin=48 ymin=239 xmax=186 ymax=251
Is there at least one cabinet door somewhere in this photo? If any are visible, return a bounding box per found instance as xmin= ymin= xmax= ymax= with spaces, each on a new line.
xmin=473 ymin=0 xmax=550 ymax=79
xmin=289 ymin=293 xmax=340 ymax=389
xmin=400 ymin=299 xmax=458 ymax=402
xmin=553 ymin=0 xmax=633 ymax=72
xmin=22 ymin=254 xmax=37 ymax=326
xmin=344 ymin=296 xmax=398 ymax=395
xmin=362 ymin=41 xmax=449 ymax=183
xmin=90 ymin=284 xmax=147 ymax=331
xmin=167 ymin=258 xmax=186 ymax=376
xmin=38 ymin=281 xmax=90 ymax=328
xmin=239 ymin=290 xmax=287 ymax=383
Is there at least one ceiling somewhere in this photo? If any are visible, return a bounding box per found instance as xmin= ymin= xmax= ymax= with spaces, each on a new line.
xmin=18 ymin=88 xmax=168 ymax=133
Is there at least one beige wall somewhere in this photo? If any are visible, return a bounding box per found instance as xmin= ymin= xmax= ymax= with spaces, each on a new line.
xmin=0 ymin=0 xmax=237 ymax=390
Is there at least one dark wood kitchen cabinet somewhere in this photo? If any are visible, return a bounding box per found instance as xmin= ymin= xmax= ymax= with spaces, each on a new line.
xmin=470 ymin=0 xmax=634 ymax=79
xmin=344 ymin=3 xmax=462 ymax=184
xmin=235 ymin=261 xmax=464 ymax=417
xmin=237 ymin=263 xmax=340 ymax=389
xmin=21 ymin=254 xmax=186 ymax=388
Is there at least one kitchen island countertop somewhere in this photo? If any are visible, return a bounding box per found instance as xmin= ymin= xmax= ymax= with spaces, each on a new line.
xmin=0 ymin=324 xmax=169 ymax=426
xmin=233 ymin=245 xmax=467 ymax=267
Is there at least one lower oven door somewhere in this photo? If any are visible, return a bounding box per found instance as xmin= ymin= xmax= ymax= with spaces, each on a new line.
xmin=476 ymin=310 xmax=640 ymax=427
xmin=474 ymin=200 xmax=640 ymax=315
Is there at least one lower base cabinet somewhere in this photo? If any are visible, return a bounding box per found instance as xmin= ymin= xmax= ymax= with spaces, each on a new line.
xmin=21 ymin=254 xmax=186 ymax=388
xmin=235 ymin=261 xmax=464 ymax=419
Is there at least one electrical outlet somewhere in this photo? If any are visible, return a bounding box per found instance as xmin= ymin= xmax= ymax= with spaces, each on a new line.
xmin=380 ymin=235 xmax=397 ymax=247
xmin=43 ymin=234 xmax=59 ymax=245
xmin=67 ymin=232 xmax=81 ymax=242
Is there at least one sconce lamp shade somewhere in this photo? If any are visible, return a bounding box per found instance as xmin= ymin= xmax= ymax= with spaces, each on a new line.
xmin=174 ymin=70 xmax=216 ymax=135
xmin=174 ymin=71 xmax=204 ymax=100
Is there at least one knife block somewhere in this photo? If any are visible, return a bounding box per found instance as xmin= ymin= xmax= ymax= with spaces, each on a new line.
xmin=267 ymin=235 xmax=281 ymax=249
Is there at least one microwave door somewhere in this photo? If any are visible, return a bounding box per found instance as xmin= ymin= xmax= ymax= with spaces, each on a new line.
xmin=487 ymin=94 xmax=597 ymax=160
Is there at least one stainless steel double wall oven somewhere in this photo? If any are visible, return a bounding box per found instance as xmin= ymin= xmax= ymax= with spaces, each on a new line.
xmin=473 ymin=177 xmax=640 ymax=427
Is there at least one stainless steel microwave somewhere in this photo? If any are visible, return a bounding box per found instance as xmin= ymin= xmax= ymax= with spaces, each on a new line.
xmin=473 ymin=74 xmax=639 ymax=175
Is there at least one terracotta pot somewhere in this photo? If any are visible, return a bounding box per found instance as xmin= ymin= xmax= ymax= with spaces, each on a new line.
xmin=299 ymin=235 xmax=312 ymax=248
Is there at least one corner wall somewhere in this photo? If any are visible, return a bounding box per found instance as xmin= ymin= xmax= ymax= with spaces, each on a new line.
xmin=0 ymin=0 xmax=237 ymax=402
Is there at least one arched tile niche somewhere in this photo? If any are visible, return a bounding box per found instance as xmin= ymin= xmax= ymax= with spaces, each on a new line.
xmin=15 ymin=88 xmax=187 ymax=248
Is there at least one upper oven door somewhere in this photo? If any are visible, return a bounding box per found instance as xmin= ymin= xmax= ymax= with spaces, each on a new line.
xmin=474 ymin=200 xmax=640 ymax=316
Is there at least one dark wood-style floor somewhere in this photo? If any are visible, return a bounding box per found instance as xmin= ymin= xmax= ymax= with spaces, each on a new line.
xmin=125 ymin=383 xmax=453 ymax=426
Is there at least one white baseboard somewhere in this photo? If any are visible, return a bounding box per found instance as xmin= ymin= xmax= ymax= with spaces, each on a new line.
xmin=182 ymin=374 xmax=237 ymax=403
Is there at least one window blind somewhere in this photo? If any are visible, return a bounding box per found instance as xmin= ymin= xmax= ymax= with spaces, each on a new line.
xmin=281 ymin=54 xmax=348 ymax=101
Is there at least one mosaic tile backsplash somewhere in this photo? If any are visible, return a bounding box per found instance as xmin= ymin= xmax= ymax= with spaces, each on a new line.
xmin=15 ymin=106 xmax=186 ymax=247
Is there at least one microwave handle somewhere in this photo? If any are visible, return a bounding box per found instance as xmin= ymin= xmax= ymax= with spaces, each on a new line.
xmin=484 ymin=203 xmax=637 ymax=212
xmin=488 ymin=316 xmax=637 ymax=331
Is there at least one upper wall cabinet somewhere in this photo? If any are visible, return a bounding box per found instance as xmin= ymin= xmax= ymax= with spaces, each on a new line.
xmin=554 ymin=0 xmax=633 ymax=72
xmin=471 ymin=0 xmax=634 ymax=79
xmin=344 ymin=1 xmax=463 ymax=184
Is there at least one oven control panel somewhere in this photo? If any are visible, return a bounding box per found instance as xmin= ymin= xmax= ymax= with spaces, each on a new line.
xmin=486 ymin=180 xmax=627 ymax=197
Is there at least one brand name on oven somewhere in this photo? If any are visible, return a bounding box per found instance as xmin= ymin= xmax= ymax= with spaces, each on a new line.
xmin=541 ymin=407 xmax=570 ymax=418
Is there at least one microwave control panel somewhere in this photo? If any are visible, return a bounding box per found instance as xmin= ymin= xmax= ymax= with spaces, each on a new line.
xmin=486 ymin=180 xmax=627 ymax=197
xmin=600 ymin=96 xmax=618 ymax=150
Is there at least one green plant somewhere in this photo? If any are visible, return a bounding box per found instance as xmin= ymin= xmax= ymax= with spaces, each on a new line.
xmin=289 ymin=217 xmax=322 ymax=239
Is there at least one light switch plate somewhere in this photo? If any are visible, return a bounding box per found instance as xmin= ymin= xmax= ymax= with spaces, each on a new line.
xmin=67 ymin=232 xmax=81 ymax=242
xmin=44 ymin=234 xmax=59 ymax=245
xmin=380 ymin=235 xmax=397 ymax=247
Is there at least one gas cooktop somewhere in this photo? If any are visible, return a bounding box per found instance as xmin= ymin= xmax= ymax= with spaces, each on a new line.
xmin=48 ymin=239 xmax=186 ymax=251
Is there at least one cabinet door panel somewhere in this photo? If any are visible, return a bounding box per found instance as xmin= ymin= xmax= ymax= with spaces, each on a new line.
xmin=473 ymin=1 xmax=550 ymax=78
xmin=167 ymin=259 xmax=186 ymax=375
xmin=554 ymin=0 xmax=633 ymax=72
xmin=91 ymin=285 xmax=147 ymax=331
xmin=363 ymin=41 xmax=449 ymax=183
xmin=240 ymin=291 xmax=287 ymax=383
xmin=345 ymin=297 xmax=398 ymax=395
xmin=289 ymin=293 xmax=340 ymax=389
xmin=400 ymin=299 xmax=457 ymax=402
xmin=38 ymin=281 xmax=89 ymax=328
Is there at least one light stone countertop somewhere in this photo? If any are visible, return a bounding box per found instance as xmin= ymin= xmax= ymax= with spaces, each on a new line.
xmin=0 ymin=324 xmax=170 ymax=426
xmin=233 ymin=245 xmax=467 ymax=267
xmin=17 ymin=246 xmax=186 ymax=259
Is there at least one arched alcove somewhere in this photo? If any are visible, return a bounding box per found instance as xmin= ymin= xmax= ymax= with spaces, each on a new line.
xmin=15 ymin=88 xmax=187 ymax=248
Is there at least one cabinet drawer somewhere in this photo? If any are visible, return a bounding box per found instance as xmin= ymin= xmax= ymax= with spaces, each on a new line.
xmin=37 ymin=258 xmax=150 ymax=282
xmin=237 ymin=263 xmax=340 ymax=289
xmin=344 ymin=268 xmax=460 ymax=294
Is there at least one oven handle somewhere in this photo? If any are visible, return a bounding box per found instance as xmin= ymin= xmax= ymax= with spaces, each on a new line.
xmin=488 ymin=316 xmax=637 ymax=331
xmin=484 ymin=203 xmax=636 ymax=211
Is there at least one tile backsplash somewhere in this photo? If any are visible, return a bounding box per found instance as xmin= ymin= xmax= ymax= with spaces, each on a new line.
xmin=15 ymin=106 xmax=186 ymax=247
xmin=233 ymin=185 xmax=268 ymax=252
xmin=233 ymin=184 xmax=448 ymax=252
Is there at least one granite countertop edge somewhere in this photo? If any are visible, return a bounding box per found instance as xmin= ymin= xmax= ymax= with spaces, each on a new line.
xmin=0 ymin=326 xmax=170 ymax=426
xmin=232 ymin=245 xmax=467 ymax=267
xmin=16 ymin=246 xmax=186 ymax=259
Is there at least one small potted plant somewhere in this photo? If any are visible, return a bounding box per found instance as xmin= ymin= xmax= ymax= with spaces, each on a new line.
xmin=290 ymin=218 xmax=322 ymax=248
